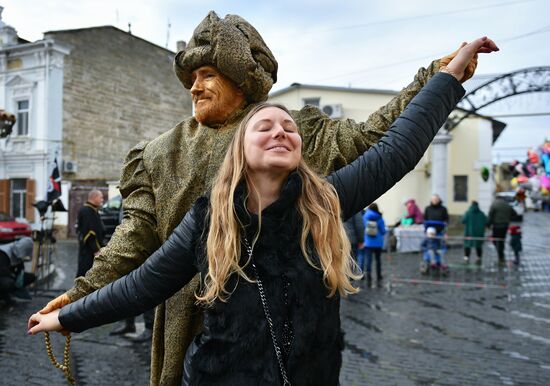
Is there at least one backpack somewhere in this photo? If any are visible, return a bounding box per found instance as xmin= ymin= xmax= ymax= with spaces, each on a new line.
xmin=366 ymin=220 xmax=378 ymax=237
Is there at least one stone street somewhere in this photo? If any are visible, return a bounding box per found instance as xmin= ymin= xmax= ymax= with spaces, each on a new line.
xmin=340 ymin=211 xmax=550 ymax=386
xmin=1 ymin=212 xmax=548 ymax=385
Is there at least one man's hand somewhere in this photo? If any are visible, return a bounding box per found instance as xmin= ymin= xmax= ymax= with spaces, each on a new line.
xmin=440 ymin=37 xmax=499 ymax=83
xmin=440 ymin=43 xmax=477 ymax=83
xmin=40 ymin=293 xmax=70 ymax=314
xmin=39 ymin=293 xmax=71 ymax=336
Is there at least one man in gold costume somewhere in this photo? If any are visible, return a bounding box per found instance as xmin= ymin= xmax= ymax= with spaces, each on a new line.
xmin=40 ymin=11 xmax=476 ymax=385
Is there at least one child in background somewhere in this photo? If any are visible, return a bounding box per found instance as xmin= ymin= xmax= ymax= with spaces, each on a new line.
xmin=420 ymin=226 xmax=449 ymax=274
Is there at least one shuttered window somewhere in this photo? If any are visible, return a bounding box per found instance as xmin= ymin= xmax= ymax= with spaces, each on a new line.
xmin=0 ymin=179 xmax=9 ymax=214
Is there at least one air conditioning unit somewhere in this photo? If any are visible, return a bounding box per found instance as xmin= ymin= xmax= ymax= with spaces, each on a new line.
xmin=321 ymin=104 xmax=343 ymax=119
xmin=63 ymin=160 xmax=78 ymax=173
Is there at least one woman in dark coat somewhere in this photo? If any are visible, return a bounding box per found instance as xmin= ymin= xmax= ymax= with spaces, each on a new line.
xmin=462 ymin=200 xmax=488 ymax=264
xmin=28 ymin=37 xmax=497 ymax=386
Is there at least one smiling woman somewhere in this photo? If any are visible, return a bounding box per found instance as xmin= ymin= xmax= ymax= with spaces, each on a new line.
xmin=244 ymin=105 xmax=302 ymax=179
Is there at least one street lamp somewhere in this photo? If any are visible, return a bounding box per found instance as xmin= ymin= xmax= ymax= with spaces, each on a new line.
xmin=0 ymin=110 xmax=16 ymax=138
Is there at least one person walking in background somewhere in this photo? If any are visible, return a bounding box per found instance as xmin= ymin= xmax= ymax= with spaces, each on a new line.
xmin=462 ymin=201 xmax=487 ymax=265
xmin=76 ymin=190 xmax=105 ymax=277
xmin=344 ymin=212 xmax=365 ymax=263
xmin=487 ymin=195 xmax=514 ymax=264
xmin=405 ymin=199 xmax=424 ymax=224
xmin=363 ymin=203 xmax=386 ymax=285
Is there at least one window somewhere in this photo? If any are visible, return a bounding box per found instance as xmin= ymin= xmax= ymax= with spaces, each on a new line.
xmin=16 ymin=100 xmax=29 ymax=136
xmin=302 ymin=97 xmax=320 ymax=108
xmin=453 ymin=175 xmax=468 ymax=202
xmin=10 ymin=179 xmax=27 ymax=218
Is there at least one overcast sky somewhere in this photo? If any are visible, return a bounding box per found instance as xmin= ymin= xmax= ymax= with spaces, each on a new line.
xmin=2 ymin=0 xmax=549 ymax=161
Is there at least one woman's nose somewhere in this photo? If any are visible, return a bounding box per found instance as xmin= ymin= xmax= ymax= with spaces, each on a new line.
xmin=272 ymin=125 xmax=286 ymax=138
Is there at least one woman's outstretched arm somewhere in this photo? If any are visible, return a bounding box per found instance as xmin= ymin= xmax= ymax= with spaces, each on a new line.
xmin=28 ymin=199 xmax=206 ymax=335
xmin=328 ymin=37 xmax=498 ymax=220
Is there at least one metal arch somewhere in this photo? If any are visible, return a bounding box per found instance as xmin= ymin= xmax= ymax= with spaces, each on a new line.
xmin=446 ymin=66 xmax=550 ymax=130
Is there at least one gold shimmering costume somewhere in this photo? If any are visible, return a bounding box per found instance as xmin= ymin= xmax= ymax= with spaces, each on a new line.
xmin=66 ymin=11 xmax=440 ymax=385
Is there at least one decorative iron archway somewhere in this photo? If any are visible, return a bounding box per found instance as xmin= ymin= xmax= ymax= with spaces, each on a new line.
xmin=447 ymin=66 xmax=550 ymax=130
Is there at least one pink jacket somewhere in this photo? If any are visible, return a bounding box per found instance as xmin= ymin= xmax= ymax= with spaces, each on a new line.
xmin=406 ymin=199 xmax=424 ymax=224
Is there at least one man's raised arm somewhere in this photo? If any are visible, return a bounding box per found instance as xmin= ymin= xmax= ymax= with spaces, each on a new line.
xmin=297 ymin=50 xmax=476 ymax=176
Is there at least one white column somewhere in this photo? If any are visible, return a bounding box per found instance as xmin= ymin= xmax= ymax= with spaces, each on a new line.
xmin=431 ymin=128 xmax=452 ymax=202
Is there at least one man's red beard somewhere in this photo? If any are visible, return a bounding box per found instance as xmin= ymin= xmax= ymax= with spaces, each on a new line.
xmin=193 ymin=75 xmax=244 ymax=126
xmin=194 ymin=97 xmax=232 ymax=126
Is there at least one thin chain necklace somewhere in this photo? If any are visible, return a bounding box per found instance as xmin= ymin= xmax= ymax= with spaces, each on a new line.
xmin=243 ymin=236 xmax=291 ymax=386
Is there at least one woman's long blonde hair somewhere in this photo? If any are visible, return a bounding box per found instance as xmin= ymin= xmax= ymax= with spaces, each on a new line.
xmin=196 ymin=103 xmax=359 ymax=305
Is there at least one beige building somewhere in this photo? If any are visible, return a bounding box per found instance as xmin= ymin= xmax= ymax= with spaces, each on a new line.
xmin=269 ymin=83 xmax=506 ymax=224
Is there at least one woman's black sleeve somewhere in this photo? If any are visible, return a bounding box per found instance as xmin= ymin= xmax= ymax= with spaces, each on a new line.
xmin=59 ymin=202 xmax=203 ymax=333
xmin=327 ymin=72 xmax=465 ymax=221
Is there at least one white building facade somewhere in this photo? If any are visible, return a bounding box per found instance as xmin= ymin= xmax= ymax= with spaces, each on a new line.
xmin=0 ymin=7 xmax=70 ymax=225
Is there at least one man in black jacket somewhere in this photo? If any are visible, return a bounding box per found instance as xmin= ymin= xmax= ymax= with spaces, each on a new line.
xmin=76 ymin=190 xmax=105 ymax=277
xmin=424 ymin=194 xmax=449 ymax=233
xmin=487 ymin=195 xmax=514 ymax=263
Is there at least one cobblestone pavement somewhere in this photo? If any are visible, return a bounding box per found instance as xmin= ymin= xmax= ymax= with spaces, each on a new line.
xmin=1 ymin=212 xmax=548 ymax=385
xmin=340 ymin=211 xmax=550 ymax=386
xmin=0 ymin=239 xmax=150 ymax=385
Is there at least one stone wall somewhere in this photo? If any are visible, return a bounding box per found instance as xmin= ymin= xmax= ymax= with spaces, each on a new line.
xmin=45 ymin=27 xmax=192 ymax=181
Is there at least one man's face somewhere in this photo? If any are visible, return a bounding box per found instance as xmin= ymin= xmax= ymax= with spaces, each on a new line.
xmin=91 ymin=193 xmax=104 ymax=207
xmin=431 ymin=195 xmax=441 ymax=206
xmin=190 ymin=66 xmax=245 ymax=126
